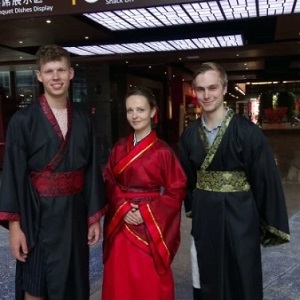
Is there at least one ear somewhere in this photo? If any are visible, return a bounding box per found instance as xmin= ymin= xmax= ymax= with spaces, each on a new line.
xmin=36 ymin=70 xmax=42 ymax=83
xmin=150 ymin=106 xmax=157 ymax=118
xmin=69 ymin=67 xmax=74 ymax=80
xmin=223 ymin=85 xmax=227 ymax=95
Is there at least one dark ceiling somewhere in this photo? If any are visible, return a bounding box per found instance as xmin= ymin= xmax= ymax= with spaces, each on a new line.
xmin=1 ymin=7 xmax=300 ymax=84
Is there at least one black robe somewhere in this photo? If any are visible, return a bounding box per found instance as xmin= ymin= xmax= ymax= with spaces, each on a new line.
xmin=0 ymin=99 xmax=107 ymax=300
xmin=179 ymin=114 xmax=290 ymax=300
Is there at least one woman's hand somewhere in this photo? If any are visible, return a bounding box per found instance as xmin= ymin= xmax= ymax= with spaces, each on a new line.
xmin=124 ymin=204 xmax=144 ymax=225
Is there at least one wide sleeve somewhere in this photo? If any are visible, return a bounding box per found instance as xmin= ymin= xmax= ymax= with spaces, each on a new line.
xmin=0 ymin=113 xmax=39 ymax=248
xmin=178 ymin=127 xmax=198 ymax=217
xmin=139 ymin=146 xmax=187 ymax=272
xmin=84 ymin=120 xmax=108 ymax=225
xmin=244 ymin=125 xmax=290 ymax=246
xmin=103 ymin=145 xmax=132 ymax=217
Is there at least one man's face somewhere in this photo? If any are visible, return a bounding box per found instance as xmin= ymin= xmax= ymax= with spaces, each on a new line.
xmin=193 ymin=70 xmax=227 ymax=113
xmin=36 ymin=57 xmax=74 ymax=99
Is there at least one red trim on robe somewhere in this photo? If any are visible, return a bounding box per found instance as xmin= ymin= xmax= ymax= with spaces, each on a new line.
xmin=39 ymin=95 xmax=73 ymax=172
xmin=139 ymin=204 xmax=171 ymax=275
xmin=112 ymin=131 xmax=157 ymax=177
xmin=0 ymin=212 xmax=20 ymax=229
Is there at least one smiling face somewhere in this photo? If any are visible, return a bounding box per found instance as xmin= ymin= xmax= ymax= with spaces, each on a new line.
xmin=36 ymin=57 xmax=74 ymax=101
xmin=193 ymin=70 xmax=227 ymax=114
xmin=126 ymin=94 xmax=156 ymax=139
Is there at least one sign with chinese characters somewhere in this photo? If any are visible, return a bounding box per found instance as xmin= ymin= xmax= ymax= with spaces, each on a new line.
xmin=0 ymin=0 xmax=198 ymax=20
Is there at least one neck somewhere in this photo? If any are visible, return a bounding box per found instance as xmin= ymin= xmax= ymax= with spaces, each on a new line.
xmin=202 ymin=106 xmax=227 ymax=129
xmin=44 ymin=93 xmax=67 ymax=109
xmin=134 ymin=129 xmax=152 ymax=142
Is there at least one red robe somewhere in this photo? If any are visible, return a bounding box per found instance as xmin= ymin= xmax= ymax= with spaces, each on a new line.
xmin=102 ymin=131 xmax=187 ymax=300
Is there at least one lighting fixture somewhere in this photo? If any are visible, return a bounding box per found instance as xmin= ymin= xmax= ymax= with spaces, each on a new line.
xmin=84 ymin=1 xmax=300 ymax=31
xmin=65 ymin=34 xmax=243 ymax=57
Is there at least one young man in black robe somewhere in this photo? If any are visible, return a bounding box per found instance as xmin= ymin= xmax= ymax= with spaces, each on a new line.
xmin=179 ymin=62 xmax=290 ymax=300
xmin=0 ymin=45 xmax=107 ymax=300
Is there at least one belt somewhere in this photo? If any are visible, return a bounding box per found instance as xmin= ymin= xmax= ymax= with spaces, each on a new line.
xmin=196 ymin=170 xmax=251 ymax=192
xmin=30 ymin=168 xmax=84 ymax=197
xmin=120 ymin=187 xmax=160 ymax=199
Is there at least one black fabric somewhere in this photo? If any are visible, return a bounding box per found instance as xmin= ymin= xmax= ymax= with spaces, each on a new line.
xmin=179 ymin=114 xmax=290 ymax=300
xmin=0 ymin=101 xmax=107 ymax=300
xmin=193 ymin=287 xmax=202 ymax=300
xmin=19 ymin=244 xmax=46 ymax=296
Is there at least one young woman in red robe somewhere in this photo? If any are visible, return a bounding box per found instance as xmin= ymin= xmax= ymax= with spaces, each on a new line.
xmin=102 ymin=86 xmax=187 ymax=300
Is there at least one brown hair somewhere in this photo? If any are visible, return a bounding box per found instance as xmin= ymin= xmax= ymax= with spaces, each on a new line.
xmin=193 ymin=62 xmax=228 ymax=87
xmin=125 ymin=86 xmax=157 ymax=109
xmin=126 ymin=86 xmax=159 ymax=126
xmin=36 ymin=45 xmax=71 ymax=70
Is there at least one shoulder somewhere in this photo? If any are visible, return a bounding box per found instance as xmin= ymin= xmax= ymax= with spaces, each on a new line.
xmin=72 ymin=103 xmax=92 ymax=119
xmin=8 ymin=101 xmax=39 ymax=127
xmin=231 ymin=114 xmax=266 ymax=144
xmin=110 ymin=136 xmax=128 ymax=152
xmin=180 ymin=117 xmax=202 ymax=139
xmin=154 ymin=138 xmax=178 ymax=158
xmin=231 ymin=114 xmax=262 ymax=133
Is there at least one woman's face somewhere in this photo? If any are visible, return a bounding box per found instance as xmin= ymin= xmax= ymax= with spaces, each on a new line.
xmin=126 ymin=94 xmax=156 ymax=136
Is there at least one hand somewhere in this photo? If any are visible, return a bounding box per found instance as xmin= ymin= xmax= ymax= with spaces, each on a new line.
xmin=88 ymin=221 xmax=101 ymax=246
xmin=9 ymin=221 xmax=28 ymax=262
xmin=124 ymin=204 xmax=143 ymax=225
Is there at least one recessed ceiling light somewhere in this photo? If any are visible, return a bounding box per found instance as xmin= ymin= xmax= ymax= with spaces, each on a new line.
xmin=19 ymin=41 xmax=23 ymax=44
xmin=64 ymin=34 xmax=244 ymax=56
xmin=85 ymin=36 xmax=89 ymax=40
xmin=84 ymin=1 xmax=298 ymax=31
xmin=46 ymin=20 xmax=51 ymax=24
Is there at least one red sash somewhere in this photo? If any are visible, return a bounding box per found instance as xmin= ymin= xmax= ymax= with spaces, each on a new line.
xmin=112 ymin=131 xmax=157 ymax=177
xmin=30 ymin=95 xmax=83 ymax=197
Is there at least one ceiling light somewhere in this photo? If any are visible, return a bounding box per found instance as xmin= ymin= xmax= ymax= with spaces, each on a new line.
xmin=83 ymin=1 xmax=300 ymax=31
xmin=65 ymin=34 xmax=244 ymax=56
xmin=63 ymin=47 xmax=95 ymax=56
xmin=46 ymin=19 xmax=51 ymax=24
xmin=259 ymin=0 xmax=294 ymax=16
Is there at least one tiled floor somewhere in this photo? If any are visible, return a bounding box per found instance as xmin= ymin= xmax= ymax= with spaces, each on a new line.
xmin=1 ymin=129 xmax=300 ymax=300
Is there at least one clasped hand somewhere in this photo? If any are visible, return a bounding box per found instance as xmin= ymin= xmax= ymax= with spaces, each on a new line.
xmin=124 ymin=204 xmax=143 ymax=225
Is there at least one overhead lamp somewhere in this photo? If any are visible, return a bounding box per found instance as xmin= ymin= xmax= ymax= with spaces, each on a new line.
xmin=84 ymin=1 xmax=300 ymax=31
xmin=235 ymin=86 xmax=245 ymax=95
xmin=64 ymin=34 xmax=244 ymax=56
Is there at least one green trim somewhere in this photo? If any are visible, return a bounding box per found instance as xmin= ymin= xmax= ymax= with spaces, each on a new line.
xmin=198 ymin=109 xmax=234 ymax=171
xmin=196 ymin=170 xmax=251 ymax=192
xmin=260 ymin=219 xmax=290 ymax=247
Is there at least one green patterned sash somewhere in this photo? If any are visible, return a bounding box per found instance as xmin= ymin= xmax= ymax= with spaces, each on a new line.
xmin=197 ymin=109 xmax=251 ymax=192
xmin=196 ymin=170 xmax=250 ymax=192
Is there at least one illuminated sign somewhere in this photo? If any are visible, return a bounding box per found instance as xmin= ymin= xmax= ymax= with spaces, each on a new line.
xmin=0 ymin=0 xmax=199 ymax=19
xmin=0 ymin=0 xmax=299 ymax=20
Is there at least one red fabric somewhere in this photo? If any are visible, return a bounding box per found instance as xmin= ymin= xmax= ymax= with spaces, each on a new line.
xmin=30 ymin=168 xmax=84 ymax=197
xmin=101 ymin=232 xmax=174 ymax=300
xmin=39 ymin=95 xmax=73 ymax=172
xmin=102 ymin=131 xmax=187 ymax=300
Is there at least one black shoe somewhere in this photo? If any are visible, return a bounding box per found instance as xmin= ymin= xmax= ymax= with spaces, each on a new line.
xmin=193 ymin=287 xmax=201 ymax=300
